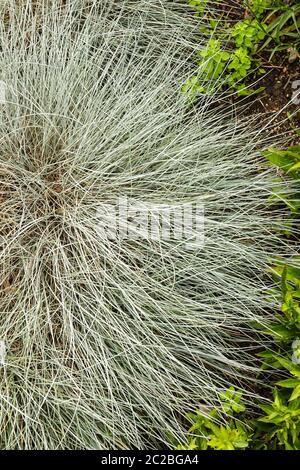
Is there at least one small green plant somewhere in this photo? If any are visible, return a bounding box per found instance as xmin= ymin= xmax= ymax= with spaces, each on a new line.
xmin=260 ymin=2 xmax=300 ymax=59
xmin=255 ymin=144 xmax=300 ymax=449
xmin=183 ymin=0 xmax=299 ymax=100
xmin=260 ymin=144 xmax=300 ymax=342
xmin=263 ymin=264 xmax=300 ymax=342
xmin=183 ymin=3 xmax=267 ymax=98
xmin=226 ymin=48 xmax=253 ymax=87
xmin=255 ymin=143 xmax=300 ymax=449
xmin=177 ymin=387 xmax=252 ymax=450
xmin=183 ymin=39 xmax=263 ymax=101
xmin=257 ymin=362 xmax=300 ymax=450
xmin=182 ymin=39 xmax=231 ymax=98
xmin=264 ymin=145 xmax=300 ymax=176
xmin=245 ymin=0 xmax=300 ymax=59
xmin=176 ymin=377 xmax=300 ymax=450
xmin=245 ymin=0 xmax=272 ymax=18
xmin=231 ymin=19 xmax=266 ymax=50
xmin=188 ymin=0 xmax=210 ymax=16
xmin=176 ymin=149 xmax=300 ymax=449
xmin=263 ymin=144 xmax=300 ymax=223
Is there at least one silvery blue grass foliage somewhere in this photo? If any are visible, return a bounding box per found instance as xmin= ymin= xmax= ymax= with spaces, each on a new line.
xmin=0 ymin=0 xmax=293 ymax=449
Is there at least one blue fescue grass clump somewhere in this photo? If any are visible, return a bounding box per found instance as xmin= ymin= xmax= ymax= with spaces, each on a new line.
xmin=0 ymin=0 xmax=293 ymax=449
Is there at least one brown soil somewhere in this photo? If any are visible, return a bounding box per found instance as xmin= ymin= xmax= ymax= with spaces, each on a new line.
xmin=216 ymin=1 xmax=300 ymax=144
xmin=238 ymin=51 xmax=300 ymax=144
